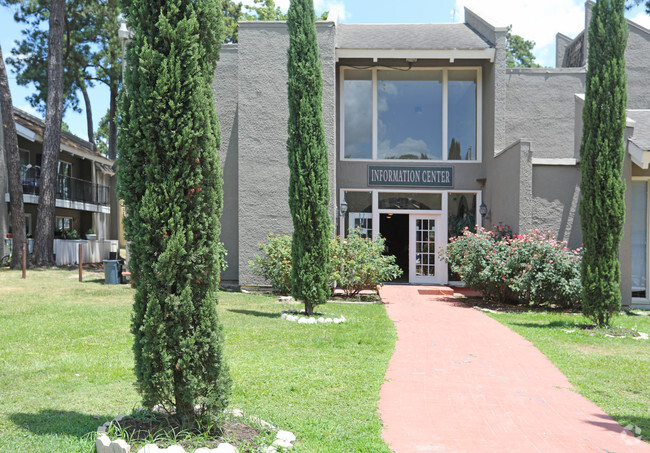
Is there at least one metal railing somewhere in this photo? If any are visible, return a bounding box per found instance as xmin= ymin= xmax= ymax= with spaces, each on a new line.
xmin=19 ymin=173 xmax=110 ymax=206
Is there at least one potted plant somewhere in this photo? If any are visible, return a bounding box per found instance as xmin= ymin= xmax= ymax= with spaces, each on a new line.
xmin=86 ymin=228 xmax=97 ymax=240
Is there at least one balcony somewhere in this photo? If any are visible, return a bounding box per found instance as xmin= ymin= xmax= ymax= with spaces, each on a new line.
xmin=7 ymin=172 xmax=111 ymax=212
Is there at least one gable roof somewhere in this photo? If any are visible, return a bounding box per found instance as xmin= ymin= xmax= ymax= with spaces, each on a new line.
xmin=13 ymin=107 xmax=114 ymax=165
xmin=335 ymin=23 xmax=492 ymax=50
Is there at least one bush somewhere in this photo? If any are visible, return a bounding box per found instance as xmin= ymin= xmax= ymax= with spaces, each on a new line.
xmin=250 ymin=233 xmax=293 ymax=295
xmin=508 ymin=230 xmax=582 ymax=308
xmin=331 ymin=229 xmax=403 ymax=297
xmin=444 ymin=228 xmax=512 ymax=302
xmin=250 ymin=230 xmax=403 ymax=297
xmin=443 ymin=228 xmax=582 ymax=308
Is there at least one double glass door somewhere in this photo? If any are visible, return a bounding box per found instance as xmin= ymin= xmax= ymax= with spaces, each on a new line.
xmin=409 ymin=214 xmax=444 ymax=284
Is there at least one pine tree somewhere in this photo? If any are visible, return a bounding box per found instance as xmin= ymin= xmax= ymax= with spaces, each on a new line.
xmin=286 ymin=0 xmax=331 ymax=316
xmin=579 ymin=0 xmax=628 ymax=327
xmin=117 ymin=0 xmax=231 ymax=427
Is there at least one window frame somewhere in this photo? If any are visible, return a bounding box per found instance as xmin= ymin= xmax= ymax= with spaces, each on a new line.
xmin=339 ymin=66 xmax=482 ymax=163
xmin=631 ymin=177 xmax=650 ymax=302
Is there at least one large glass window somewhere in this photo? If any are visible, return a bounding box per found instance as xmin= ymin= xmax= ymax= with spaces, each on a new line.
xmin=378 ymin=192 xmax=441 ymax=210
xmin=448 ymin=70 xmax=477 ymax=161
xmin=448 ymin=193 xmax=477 ymax=238
xmin=343 ymin=70 xmax=373 ymax=159
xmin=343 ymin=191 xmax=372 ymax=238
xmin=377 ymin=70 xmax=443 ymax=160
xmin=342 ymin=67 xmax=480 ymax=161
xmin=631 ymin=181 xmax=647 ymax=298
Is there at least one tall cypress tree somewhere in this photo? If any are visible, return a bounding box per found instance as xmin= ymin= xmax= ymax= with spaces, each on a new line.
xmin=579 ymin=0 xmax=628 ymax=327
xmin=286 ymin=0 xmax=331 ymax=316
xmin=117 ymin=0 xmax=231 ymax=427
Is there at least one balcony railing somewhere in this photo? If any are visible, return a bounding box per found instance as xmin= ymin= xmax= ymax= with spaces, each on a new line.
xmin=19 ymin=173 xmax=111 ymax=206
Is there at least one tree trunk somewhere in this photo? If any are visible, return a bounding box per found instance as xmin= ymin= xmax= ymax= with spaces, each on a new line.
xmin=108 ymin=81 xmax=118 ymax=160
xmin=33 ymin=0 xmax=66 ymax=267
xmin=80 ymin=81 xmax=95 ymax=150
xmin=0 ymin=45 xmax=27 ymax=269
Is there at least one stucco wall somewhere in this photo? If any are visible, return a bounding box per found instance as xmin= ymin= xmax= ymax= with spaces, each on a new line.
xmin=531 ymin=165 xmax=582 ymax=248
xmin=212 ymin=45 xmax=240 ymax=281
xmin=236 ymin=21 xmax=337 ymax=286
xmin=505 ymin=69 xmax=585 ymax=160
xmin=626 ymin=24 xmax=650 ymax=110
xmin=484 ymin=140 xmax=531 ymax=233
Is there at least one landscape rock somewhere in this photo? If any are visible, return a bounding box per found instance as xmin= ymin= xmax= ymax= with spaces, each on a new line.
xmin=263 ymin=447 xmax=277 ymax=453
xmin=275 ymin=430 xmax=296 ymax=443
xmin=109 ymin=438 xmax=131 ymax=453
xmin=214 ymin=443 xmax=237 ymax=453
xmin=96 ymin=434 xmax=111 ymax=451
xmin=272 ymin=439 xmax=293 ymax=449
xmin=137 ymin=445 xmax=161 ymax=453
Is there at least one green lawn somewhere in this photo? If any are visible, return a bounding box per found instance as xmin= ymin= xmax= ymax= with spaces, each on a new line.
xmin=0 ymin=268 xmax=396 ymax=452
xmin=484 ymin=308 xmax=650 ymax=441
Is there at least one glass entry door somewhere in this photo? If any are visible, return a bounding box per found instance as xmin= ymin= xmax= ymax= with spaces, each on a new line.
xmin=409 ymin=214 xmax=444 ymax=284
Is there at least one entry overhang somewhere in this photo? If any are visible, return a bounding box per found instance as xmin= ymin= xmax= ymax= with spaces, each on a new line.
xmin=335 ymin=48 xmax=496 ymax=63
xmin=629 ymin=141 xmax=650 ymax=169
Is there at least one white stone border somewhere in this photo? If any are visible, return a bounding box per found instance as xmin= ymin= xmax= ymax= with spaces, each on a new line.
xmin=96 ymin=410 xmax=296 ymax=453
xmin=280 ymin=310 xmax=346 ymax=324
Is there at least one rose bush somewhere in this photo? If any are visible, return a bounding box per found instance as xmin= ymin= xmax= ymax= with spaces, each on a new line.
xmin=442 ymin=227 xmax=582 ymax=308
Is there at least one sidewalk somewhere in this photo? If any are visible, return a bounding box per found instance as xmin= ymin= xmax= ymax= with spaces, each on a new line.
xmin=377 ymin=285 xmax=650 ymax=453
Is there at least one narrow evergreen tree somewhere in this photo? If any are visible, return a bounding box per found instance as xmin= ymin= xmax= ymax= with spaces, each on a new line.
xmin=117 ymin=0 xmax=231 ymax=427
xmin=286 ymin=0 xmax=331 ymax=316
xmin=579 ymin=0 xmax=628 ymax=327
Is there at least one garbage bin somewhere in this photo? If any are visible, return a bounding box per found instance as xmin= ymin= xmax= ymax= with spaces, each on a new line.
xmin=103 ymin=259 xmax=121 ymax=285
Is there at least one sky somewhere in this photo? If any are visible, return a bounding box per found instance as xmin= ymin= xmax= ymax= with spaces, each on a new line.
xmin=1 ymin=0 xmax=649 ymax=141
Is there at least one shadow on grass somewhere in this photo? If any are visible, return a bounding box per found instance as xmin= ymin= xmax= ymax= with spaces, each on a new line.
xmin=586 ymin=413 xmax=650 ymax=441
xmin=9 ymin=409 xmax=113 ymax=438
xmin=227 ymin=309 xmax=279 ymax=319
xmin=82 ymin=278 xmax=107 ymax=285
xmin=510 ymin=320 xmax=578 ymax=330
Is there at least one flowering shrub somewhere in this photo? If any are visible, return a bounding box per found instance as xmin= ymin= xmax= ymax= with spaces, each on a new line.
xmin=442 ymin=228 xmax=582 ymax=308
xmin=492 ymin=223 xmax=513 ymax=241
xmin=250 ymin=229 xmax=403 ymax=297
xmin=331 ymin=229 xmax=403 ymax=297
xmin=507 ymin=230 xmax=582 ymax=308
xmin=443 ymin=228 xmax=513 ymax=302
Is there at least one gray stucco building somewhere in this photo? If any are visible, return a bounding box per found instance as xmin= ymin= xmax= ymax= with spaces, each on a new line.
xmin=213 ymin=2 xmax=650 ymax=309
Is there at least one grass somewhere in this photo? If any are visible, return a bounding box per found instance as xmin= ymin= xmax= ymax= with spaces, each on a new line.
xmin=483 ymin=308 xmax=650 ymax=441
xmin=0 ymin=268 xmax=396 ymax=452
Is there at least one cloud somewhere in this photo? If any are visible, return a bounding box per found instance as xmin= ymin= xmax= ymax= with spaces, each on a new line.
xmin=314 ymin=0 xmax=346 ymax=20
xmin=455 ymin=0 xmax=586 ymax=67
xmin=630 ymin=12 xmax=650 ymax=30
xmin=379 ymin=137 xmax=430 ymax=159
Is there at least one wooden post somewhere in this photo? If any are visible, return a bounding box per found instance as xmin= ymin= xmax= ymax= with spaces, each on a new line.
xmin=22 ymin=242 xmax=26 ymax=279
xmin=78 ymin=243 xmax=83 ymax=282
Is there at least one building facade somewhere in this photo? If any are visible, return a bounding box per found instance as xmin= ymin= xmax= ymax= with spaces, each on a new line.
xmin=1 ymin=108 xmax=120 ymax=259
xmin=213 ymin=3 xmax=650 ymax=308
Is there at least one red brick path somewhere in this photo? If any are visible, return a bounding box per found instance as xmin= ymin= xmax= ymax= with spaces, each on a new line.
xmin=377 ymin=285 xmax=650 ymax=453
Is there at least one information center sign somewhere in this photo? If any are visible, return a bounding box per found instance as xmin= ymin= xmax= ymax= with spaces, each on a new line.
xmin=367 ymin=165 xmax=454 ymax=188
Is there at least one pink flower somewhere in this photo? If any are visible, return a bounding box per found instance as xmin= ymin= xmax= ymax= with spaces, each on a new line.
xmin=549 ymin=260 xmax=553 ymax=263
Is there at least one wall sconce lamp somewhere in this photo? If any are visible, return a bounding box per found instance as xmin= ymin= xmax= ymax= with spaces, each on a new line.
xmin=340 ymin=200 xmax=348 ymax=216
xmin=479 ymin=202 xmax=488 ymax=219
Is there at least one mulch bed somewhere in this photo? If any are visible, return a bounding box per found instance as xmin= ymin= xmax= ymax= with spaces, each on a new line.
xmin=116 ymin=413 xmax=261 ymax=451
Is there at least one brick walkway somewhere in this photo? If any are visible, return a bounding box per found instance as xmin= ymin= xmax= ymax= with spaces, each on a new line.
xmin=377 ymin=285 xmax=650 ymax=453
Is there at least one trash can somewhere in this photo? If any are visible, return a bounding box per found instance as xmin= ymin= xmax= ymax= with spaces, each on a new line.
xmin=103 ymin=259 xmax=121 ymax=285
